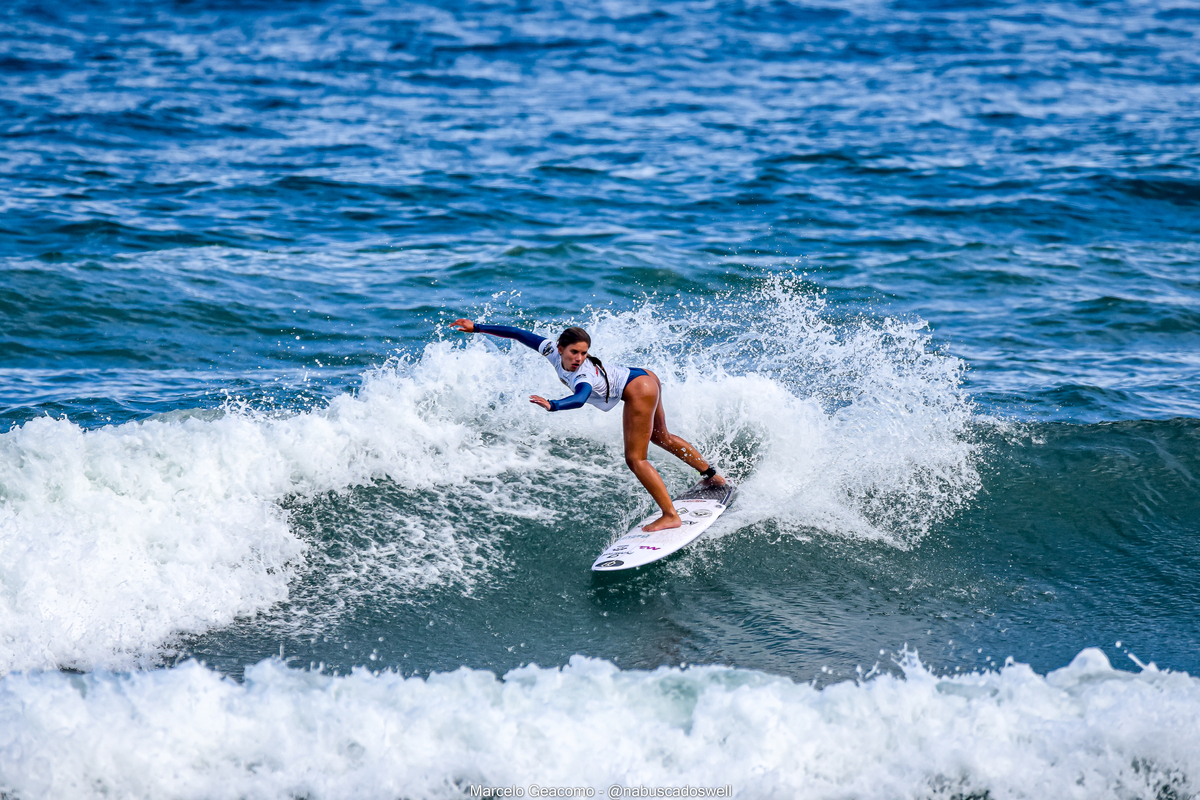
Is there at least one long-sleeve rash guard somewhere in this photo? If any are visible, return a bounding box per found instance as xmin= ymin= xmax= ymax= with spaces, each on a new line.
xmin=473 ymin=323 xmax=547 ymax=352
xmin=473 ymin=323 xmax=624 ymax=412
xmin=548 ymin=382 xmax=592 ymax=411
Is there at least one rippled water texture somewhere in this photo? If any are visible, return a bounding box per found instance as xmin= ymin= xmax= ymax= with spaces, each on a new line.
xmin=3 ymin=0 xmax=1199 ymax=426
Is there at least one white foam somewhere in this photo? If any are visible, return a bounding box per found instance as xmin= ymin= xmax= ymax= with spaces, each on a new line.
xmin=0 ymin=648 xmax=1195 ymax=799
xmin=0 ymin=283 xmax=979 ymax=671
xmin=0 ymin=345 xmax=554 ymax=673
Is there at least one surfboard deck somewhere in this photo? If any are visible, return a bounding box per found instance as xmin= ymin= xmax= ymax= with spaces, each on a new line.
xmin=591 ymin=480 xmax=737 ymax=572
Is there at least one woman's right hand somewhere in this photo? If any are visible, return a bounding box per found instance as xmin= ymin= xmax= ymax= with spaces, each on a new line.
xmin=451 ymin=318 xmax=476 ymax=333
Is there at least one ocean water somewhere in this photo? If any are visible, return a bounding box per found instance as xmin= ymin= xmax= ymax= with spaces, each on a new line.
xmin=2 ymin=0 xmax=1199 ymax=797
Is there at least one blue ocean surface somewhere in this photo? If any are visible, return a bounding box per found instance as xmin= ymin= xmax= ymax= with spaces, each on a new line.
xmin=2 ymin=0 xmax=1199 ymax=797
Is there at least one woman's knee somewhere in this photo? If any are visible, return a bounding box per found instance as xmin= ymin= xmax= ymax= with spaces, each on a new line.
xmin=624 ymin=455 xmax=645 ymax=472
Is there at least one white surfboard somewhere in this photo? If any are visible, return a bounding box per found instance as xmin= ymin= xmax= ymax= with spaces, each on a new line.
xmin=591 ymin=480 xmax=737 ymax=572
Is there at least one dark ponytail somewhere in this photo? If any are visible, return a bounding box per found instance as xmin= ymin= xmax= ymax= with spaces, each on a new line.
xmin=558 ymin=326 xmax=610 ymax=402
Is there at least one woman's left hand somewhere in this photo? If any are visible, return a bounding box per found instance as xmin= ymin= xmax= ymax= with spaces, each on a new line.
xmin=530 ymin=395 xmax=551 ymax=411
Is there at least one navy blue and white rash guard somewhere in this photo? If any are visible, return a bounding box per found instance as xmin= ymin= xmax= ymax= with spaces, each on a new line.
xmin=474 ymin=324 xmax=633 ymax=412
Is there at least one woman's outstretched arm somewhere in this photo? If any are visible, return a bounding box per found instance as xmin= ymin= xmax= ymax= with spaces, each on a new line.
xmin=452 ymin=318 xmax=548 ymax=352
xmin=530 ymin=382 xmax=593 ymax=412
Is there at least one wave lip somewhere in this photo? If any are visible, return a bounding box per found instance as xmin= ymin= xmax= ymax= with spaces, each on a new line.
xmin=0 ymin=648 xmax=1196 ymax=800
xmin=0 ymin=349 xmax=517 ymax=673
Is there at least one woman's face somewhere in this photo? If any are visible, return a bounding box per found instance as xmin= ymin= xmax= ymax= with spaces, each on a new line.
xmin=559 ymin=341 xmax=589 ymax=371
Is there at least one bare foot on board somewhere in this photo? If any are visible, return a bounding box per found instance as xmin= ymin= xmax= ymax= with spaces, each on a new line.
xmin=643 ymin=513 xmax=683 ymax=532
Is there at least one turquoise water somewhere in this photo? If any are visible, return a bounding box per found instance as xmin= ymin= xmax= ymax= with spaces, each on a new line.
xmin=2 ymin=1 xmax=1199 ymax=796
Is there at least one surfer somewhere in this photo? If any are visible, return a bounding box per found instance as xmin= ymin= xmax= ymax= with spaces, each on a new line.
xmin=451 ymin=319 xmax=725 ymax=532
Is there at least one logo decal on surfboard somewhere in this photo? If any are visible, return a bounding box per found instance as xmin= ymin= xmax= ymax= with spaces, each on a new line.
xmin=596 ymin=560 xmax=624 ymax=568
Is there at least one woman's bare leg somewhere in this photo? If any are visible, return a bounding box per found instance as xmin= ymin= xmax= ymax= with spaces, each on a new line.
xmin=643 ymin=371 xmax=725 ymax=485
xmin=622 ymin=375 xmax=681 ymax=532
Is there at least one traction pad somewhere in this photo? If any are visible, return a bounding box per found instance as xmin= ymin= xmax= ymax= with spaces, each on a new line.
xmin=676 ymin=479 xmax=738 ymax=507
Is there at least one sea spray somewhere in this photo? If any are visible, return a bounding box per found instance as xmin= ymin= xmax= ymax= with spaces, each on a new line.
xmin=547 ymin=280 xmax=981 ymax=544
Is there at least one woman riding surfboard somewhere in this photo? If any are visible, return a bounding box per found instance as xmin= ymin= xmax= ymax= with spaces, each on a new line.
xmin=451 ymin=319 xmax=725 ymax=532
